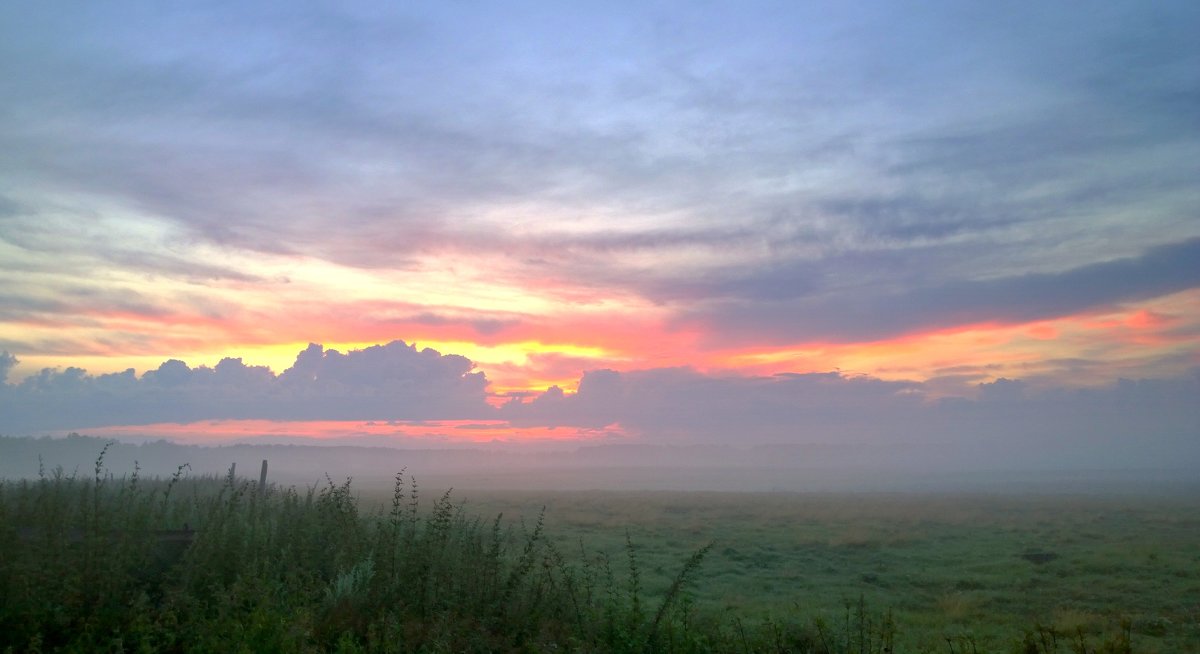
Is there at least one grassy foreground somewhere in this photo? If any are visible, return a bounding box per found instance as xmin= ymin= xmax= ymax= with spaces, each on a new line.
xmin=447 ymin=490 xmax=1199 ymax=654
xmin=0 ymin=452 xmax=1166 ymax=653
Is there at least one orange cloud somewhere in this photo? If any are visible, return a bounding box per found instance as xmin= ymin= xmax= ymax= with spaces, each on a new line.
xmin=68 ymin=419 xmax=629 ymax=446
xmin=698 ymin=289 xmax=1200 ymax=393
xmin=7 ymin=268 xmax=1196 ymax=407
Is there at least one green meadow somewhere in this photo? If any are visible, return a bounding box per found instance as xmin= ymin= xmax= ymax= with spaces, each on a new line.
xmin=440 ymin=489 xmax=1200 ymax=653
xmin=2 ymin=452 xmax=1197 ymax=652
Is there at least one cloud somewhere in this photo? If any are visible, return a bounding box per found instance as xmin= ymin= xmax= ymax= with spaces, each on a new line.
xmin=2 ymin=1 xmax=1194 ymax=279
xmin=502 ymin=368 xmax=924 ymax=437
xmin=677 ymin=237 xmax=1200 ymax=344
xmin=0 ymin=286 xmax=176 ymax=324
xmin=3 ymin=340 xmax=1197 ymax=470
xmin=0 ymin=341 xmax=490 ymax=433
xmin=0 ymin=1 xmax=1197 ymax=436
xmin=0 ymin=351 xmax=16 ymax=382
xmin=500 ymin=366 xmax=1200 ymax=468
xmin=401 ymin=312 xmax=518 ymax=337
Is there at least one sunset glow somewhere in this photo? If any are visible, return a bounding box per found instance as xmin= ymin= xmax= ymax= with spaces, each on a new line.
xmin=1 ymin=1 xmax=1197 ymax=449
xmin=67 ymin=420 xmax=629 ymax=447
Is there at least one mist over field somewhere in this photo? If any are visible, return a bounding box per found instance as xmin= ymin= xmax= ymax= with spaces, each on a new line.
xmin=2 ymin=343 xmax=1197 ymax=486
xmin=3 ymin=434 xmax=1196 ymax=495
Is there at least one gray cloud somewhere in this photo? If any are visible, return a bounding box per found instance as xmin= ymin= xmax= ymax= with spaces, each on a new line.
xmin=0 ymin=341 xmax=490 ymax=433
xmin=502 ymin=368 xmax=924 ymax=437
xmin=0 ymin=351 xmax=15 ymax=383
xmin=2 ymin=1 xmax=1195 ymax=286
xmin=3 ymin=342 xmax=1196 ymax=470
xmin=500 ymin=367 xmax=1200 ymax=469
xmin=677 ymin=237 xmax=1200 ymax=344
xmin=0 ymin=284 xmax=196 ymax=335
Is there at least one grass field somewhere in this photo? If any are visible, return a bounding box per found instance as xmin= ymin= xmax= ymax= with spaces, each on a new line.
xmin=428 ymin=488 xmax=1200 ymax=653
xmin=2 ymin=452 xmax=1196 ymax=652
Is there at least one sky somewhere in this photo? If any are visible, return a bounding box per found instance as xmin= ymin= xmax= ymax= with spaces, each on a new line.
xmin=0 ymin=2 xmax=1197 ymax=460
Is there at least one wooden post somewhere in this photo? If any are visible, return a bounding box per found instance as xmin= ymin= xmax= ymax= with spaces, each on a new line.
xmin=258 ymin=459 xmax=268 ymax=492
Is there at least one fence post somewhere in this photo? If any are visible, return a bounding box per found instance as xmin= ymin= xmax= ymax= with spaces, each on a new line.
xmin=258 ymin=459 xmax=268 ymax=494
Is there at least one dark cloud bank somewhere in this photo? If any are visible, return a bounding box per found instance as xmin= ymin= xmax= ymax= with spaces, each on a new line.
xmin=673 ymin=237 xmax=1200 ymax=344
xmin=0 ymin=342 xmax=490 ymax=432
xmin=1 ymin=342 xmax=1197 ymax=477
